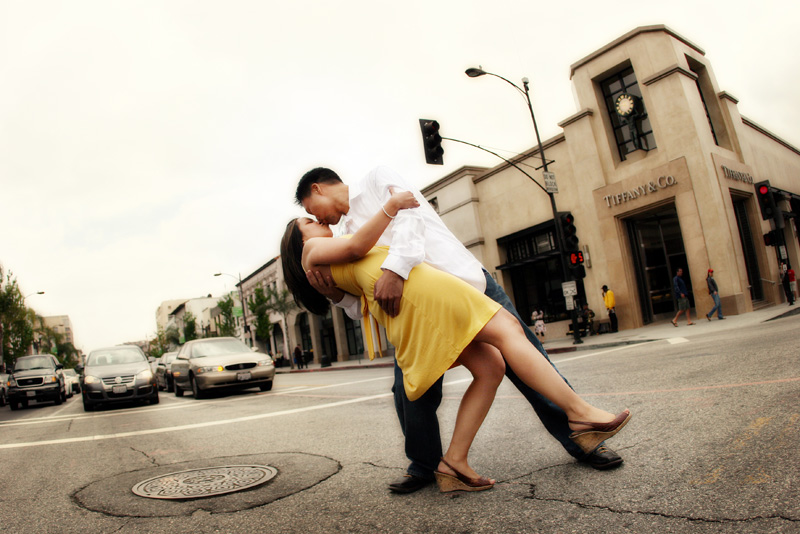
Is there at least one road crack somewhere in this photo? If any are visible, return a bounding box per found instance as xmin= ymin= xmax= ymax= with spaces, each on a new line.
xmin=130 ymin=447 xmax=159 ymax=467
xmin=525 ymin=483 xmax=799 ymax=524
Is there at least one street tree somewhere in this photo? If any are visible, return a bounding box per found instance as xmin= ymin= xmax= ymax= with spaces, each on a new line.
xmin=216 ymin=293 xmax=237 ymax=337
xmin=183 ymin=311 xmax=198 ymax=343
xmin=247 ymin=287 xmax=272 ymax=351
xmin=0 ymin=267 xmax=35 ymax=369
xmin=266 ymin=286 xmax=297 ymax=367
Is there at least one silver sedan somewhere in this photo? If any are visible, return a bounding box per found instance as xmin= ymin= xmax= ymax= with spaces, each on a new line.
xmin=171 ymin=337 xmax=275 ymax=399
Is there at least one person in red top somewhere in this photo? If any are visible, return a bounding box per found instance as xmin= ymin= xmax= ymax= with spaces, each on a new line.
xmin=782 ymin=263 xmax=796 ymax=305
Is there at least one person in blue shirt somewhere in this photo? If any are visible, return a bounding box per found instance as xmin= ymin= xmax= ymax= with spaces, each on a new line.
xmin=671 ymin=268 xmax=695 ymax=327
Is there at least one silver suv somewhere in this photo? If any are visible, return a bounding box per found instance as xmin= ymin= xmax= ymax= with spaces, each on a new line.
xmin=8 ymin=354 xmax=66 ymax=410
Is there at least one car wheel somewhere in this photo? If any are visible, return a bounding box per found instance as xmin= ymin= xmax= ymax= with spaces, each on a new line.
xmin=54 ymin=392 xmax=63 ymax=405
xmin=9 ymin=400 xmax=19 ymax=411
xmin=61 ymin=387 xmax=67 ymax=402
xmin=150 ymin=391 xmax=160 ymax=405
xmin=83 ymin=398 xmax=95 ymax=412
xmin=167 ymin=377 xmax=174 ymax=393
xmin=190 ymin=375 xmax=205 ymax=399
xmin=175 ymin=383 xmax=184 ymax=397
xmin=259 ymin=381 xmax=273 ymax=392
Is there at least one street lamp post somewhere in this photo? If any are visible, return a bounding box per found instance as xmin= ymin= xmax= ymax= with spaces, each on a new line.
xmin=466 ymin=67 xmax=582 ymax=344
xmin=22 ymin=291 xmax=45 ymax=356
xmin=214 ymin=273 xmax=250 ymax=346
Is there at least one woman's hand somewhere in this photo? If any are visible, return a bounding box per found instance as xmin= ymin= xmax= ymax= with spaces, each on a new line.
xmin=383 ymin=190 xmax=420 ymax=217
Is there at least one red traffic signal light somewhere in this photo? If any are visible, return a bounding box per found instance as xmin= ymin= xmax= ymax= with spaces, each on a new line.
xmin=419 ymin=119 xmax=444 ymax=165
xmin=569 ymin=251 xmax=585 ymax=266
xmin=754 ymin=180 xmax=778 ymax=221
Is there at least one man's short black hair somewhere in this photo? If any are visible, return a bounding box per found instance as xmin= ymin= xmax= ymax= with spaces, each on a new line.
xmin=295 ymin=167 xmax=343 ymax=205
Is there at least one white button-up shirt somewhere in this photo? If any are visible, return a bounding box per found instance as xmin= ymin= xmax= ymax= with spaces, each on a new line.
xmin=335 ymin=166 xmax=486 ymax=318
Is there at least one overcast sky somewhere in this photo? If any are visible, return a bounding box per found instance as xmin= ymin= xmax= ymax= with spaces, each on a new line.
xmin=2 ymin=1 xmax=799 ymax=352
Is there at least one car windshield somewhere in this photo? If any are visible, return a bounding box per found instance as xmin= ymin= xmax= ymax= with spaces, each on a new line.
xmin=14 ymin=356 xmax=53 ymax=371
xmin=163 ymin=352 xmax=177 ymax=363
xmin=64 ymin=369 xmax=77 ymax=376
xmin=190 ymin=339 xmax=250 ymax=358
xmin=87 ymin=348 xmax=146 ymax=366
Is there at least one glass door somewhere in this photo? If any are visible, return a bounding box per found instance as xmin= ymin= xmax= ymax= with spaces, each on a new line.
xmin=627 ymin=205 xmax=689 ymax=323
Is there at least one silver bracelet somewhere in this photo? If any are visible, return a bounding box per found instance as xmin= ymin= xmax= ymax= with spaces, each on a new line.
xmin=382 ymin=205 xmax=395 ymax=219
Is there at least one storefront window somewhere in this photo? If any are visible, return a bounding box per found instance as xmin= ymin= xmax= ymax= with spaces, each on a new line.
xmin=498 ymin=222 xmax=584 ymax=322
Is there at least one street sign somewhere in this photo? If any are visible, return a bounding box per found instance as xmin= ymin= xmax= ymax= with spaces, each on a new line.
xmin=543 ymin=171 xmax=558 ymax=193
xmin=565 ymin=297 xmax=575 ymax=311
xmin=562 ymin=281 xmax=578 ymax=297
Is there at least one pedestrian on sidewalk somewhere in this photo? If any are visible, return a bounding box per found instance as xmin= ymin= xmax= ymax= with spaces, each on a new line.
xmin=705 ymin=269 xmax=725 ymax=320
xmin=781 ymin=263 xmax=795 ymax=305
xmin=601 ymin=285 xmax=618 ymax=332
xmin=294 ymin=344 xmax=305 ymax=369
xmin=671 ymin=268 xmax=695 ymax=326
xmin=531 ymin=310 xmax=546 ymax=338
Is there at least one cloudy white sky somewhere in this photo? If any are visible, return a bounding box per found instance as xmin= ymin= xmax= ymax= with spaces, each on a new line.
xmin=2 ymin=0 xmax=799 ymax=351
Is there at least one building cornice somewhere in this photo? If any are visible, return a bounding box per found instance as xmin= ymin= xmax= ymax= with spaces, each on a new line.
xmin=557 ymin=108 xmax=594 ymax=128
xmin=717 ymin=91 xmax=739 ymax=104
xmin=742 ymin=116 xmax=800 ymax=156
xmin=474 ymin=133 xmax=566 ymax=184
xmin=421 ymin=165 xmax=488 ymax=196
xmin=570 ymin=25 xmax=705 ymax=79
xmin=642 ymin=64 xmax=697 ymax=86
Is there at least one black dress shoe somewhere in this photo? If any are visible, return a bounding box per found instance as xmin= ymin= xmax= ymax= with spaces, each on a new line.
xmin=388 ymin=474 xmax=432 ymax=494
xmin=580 ymin=446 xmax=623 ymax=470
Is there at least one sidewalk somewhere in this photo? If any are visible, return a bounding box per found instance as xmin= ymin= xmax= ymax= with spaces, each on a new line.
xmin=276 ymin=303 xmax=799 ymax=374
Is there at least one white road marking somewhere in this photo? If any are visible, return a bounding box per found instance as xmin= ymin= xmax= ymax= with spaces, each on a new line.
xmin=0 ymin=377 xmax=471 ymax=450
xmin=667 ymin=337 xmax=690 ymax=344
xmin=552 ymin=339 xmax=663 ymax=363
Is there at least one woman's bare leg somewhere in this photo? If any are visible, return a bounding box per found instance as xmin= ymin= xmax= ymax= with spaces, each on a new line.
xmin=438 ymin=341 xmax=505 ymax=482
xmin=474 ymin=309 xmax=617 ymax=429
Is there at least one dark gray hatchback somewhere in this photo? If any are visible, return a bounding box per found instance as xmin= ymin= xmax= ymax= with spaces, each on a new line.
xmin=77 ymin=345 xmax=159 ymax=411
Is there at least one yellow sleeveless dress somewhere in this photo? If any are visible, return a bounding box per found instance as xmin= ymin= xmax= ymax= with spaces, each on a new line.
xmin=330 ymin=245 xmax=501 ymax=401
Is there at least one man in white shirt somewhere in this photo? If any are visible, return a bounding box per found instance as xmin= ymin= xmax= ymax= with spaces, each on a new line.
xmin=297 ymin=166 xmax=623 ymax=493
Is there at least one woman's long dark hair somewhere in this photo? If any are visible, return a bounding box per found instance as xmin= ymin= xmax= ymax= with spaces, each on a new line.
xmin=280 ymin=218 xmax=331 ymax=316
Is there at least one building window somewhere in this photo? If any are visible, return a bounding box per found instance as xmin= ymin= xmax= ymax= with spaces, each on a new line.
xmin=686 ymin=56 xmax=730 ymax=149
xmin=601 ymin=66 xmax=656 ymax=160
xmin=343 ymin=312 xmax=364 ymax=356
xmin=506 ymin=229 xmax=555 ymax=263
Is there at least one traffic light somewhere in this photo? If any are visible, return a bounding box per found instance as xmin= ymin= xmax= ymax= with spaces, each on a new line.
xmin=755 ymin=181 xmax=778 ymax=221
xmin=559 ymin=212 xmax=579 ymax=251
xmin=763 ymin=230 xmax=779 ymax=247
xmin=419 ymin=119 xmax=444 ymax=165
xmin=559 ymin=212 xmax=585 ymax=278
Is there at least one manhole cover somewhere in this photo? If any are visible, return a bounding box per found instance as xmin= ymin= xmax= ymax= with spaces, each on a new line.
xmin=132 ymin=465 xmax=278 ymax=500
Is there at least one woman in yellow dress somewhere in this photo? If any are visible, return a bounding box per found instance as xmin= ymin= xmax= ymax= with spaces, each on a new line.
xmin=281 ymin=191 xmax=630 ymax=493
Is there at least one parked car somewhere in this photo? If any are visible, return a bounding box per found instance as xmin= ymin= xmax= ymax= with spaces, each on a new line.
xmin=77 ymin=345 xmax=159 ymax=411
xmin=7 ymin=354 xmax=66 ymax=410
xmin=62 ymin=368 xmax=81 ymax=397
xmin=171 ymin=337 xmax=275 ymax=399
xmin=155 ymin=351 xmax=178 ymax=392
xmin=0 ymin=373 xmax=9 ymax=407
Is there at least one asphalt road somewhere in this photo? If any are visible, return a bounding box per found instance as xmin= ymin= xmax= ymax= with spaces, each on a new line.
xmin=1 ymin=313 xmax=798 ymax=533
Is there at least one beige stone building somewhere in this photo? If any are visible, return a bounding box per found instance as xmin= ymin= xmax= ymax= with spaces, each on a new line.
xmin=423 ymin=25 xmax=800 ymax=335
xmin=248 ymin=25 xmax=800 ymax=363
